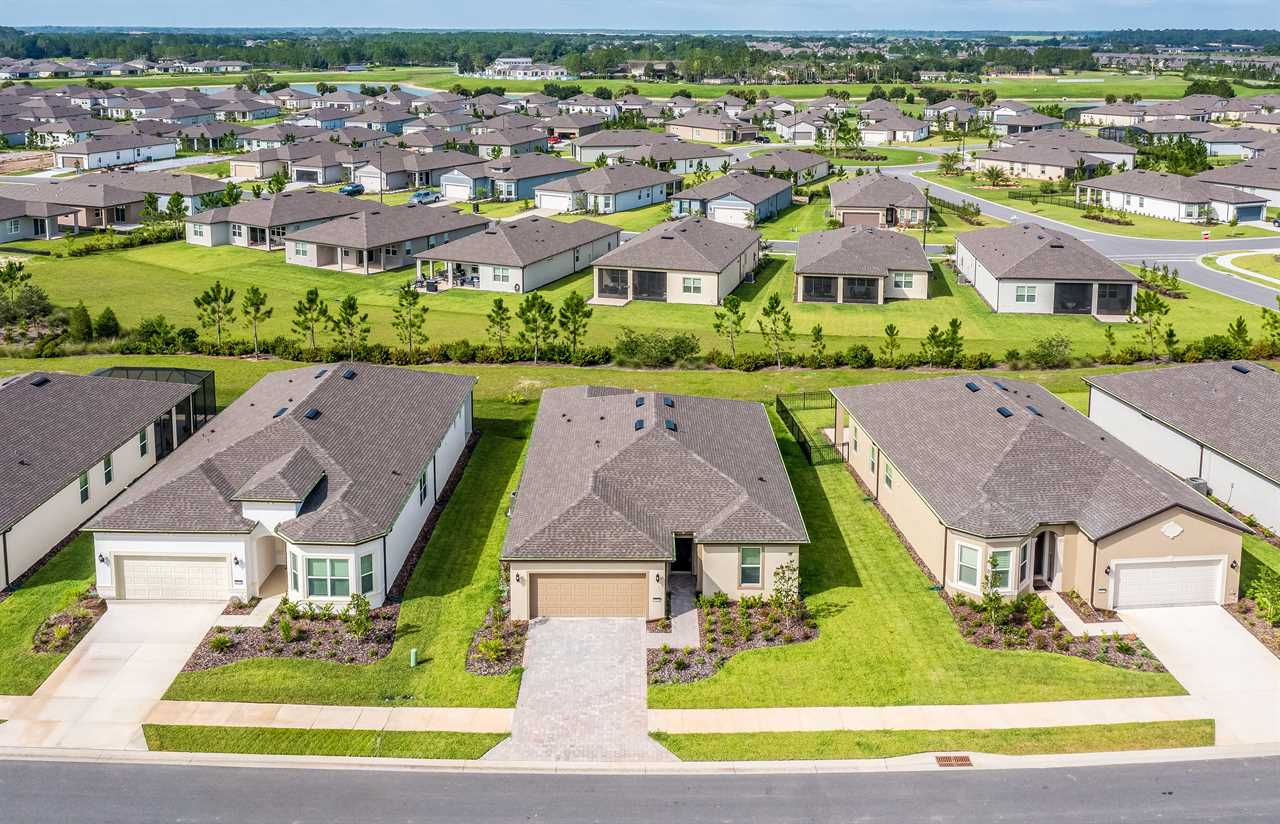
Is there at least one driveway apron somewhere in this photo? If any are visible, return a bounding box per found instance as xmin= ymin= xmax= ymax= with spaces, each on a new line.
xmin=485 ymin=618 xmax=675 ymax=762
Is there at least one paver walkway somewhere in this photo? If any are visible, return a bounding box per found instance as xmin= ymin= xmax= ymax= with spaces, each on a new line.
xmin=485 ymin=618 xmax=676 ymax=762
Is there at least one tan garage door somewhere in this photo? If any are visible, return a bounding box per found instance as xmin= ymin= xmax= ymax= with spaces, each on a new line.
xmin=841 ymin=211 xmax=880 ymax=227
xmin=531 ymin=573 xmax=646 ymax=618
xmin=117 ymin=556 xmax=229 ymax=601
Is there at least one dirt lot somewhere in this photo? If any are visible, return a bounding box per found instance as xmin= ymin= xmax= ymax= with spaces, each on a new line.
xmin=0 ymin=150 xmax=54 ymax=175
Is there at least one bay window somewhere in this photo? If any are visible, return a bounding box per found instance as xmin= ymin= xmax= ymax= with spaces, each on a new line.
xmin=306 ymin=558 xmax=350 ymax=598
xmin=990 ymin=548 xmax=1012 ymax=590
xmin=956 ymin=543 xmax=979 ymax=588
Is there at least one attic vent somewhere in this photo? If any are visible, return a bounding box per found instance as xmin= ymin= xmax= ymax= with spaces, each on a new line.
xmin=634 ymin=418 xmax=644 ymax=431
xmin=1025 ymin=405 xmax=1043 ymax=417
xmin=663 ymin=396 xmax=675 ymax=408
xmin=996 ymin=406 xmax=1014 ymax=418
xmin=303 ymin=408 xmax=321 ymax=420
xmin=1231 ymin=364 xmax=1251 ymax=374
xmin=29 ymin=376 xmax=50 ymax=387
xmin=964 ymin=381 xmax=980 ymax=393
xmin=273 ymin=407 xmax=288 ymax=418
xmin=664 ymin=419 xmax=677 ymax=432
xmin=342 ymin=368 xmax=357 ymax=380
xmin=635 ymin=396 xmax=645 ymax=407
xmin=314 ymin=369 xmax=328 ymax=378
xmin=994 ymin=382 xmax=1008 ymax=391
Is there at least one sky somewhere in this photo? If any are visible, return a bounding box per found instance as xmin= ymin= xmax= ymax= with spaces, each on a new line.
xmin=4 ymin=1 xmax=1274 ymax=32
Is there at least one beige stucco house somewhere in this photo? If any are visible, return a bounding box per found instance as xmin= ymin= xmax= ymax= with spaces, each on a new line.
xmin=503 ymin=386 xmax=808 ymax=619
xmin=794 ymin=226 xmax=931 ymax=304
xmin=829 ymin=376 xmax=1246 ymax=611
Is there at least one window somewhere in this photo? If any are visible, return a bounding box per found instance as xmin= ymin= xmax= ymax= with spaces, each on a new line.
xmin=850 ymin=424 xmax=858 ymax=452
xmin=191 ymin=223 xmax=204 ymax=238
xmin=360 ymin=554 xmax=375 ymax=594
xmin=1015 ymin=285 xmax=1037 ymax=304
xmin=869 ymin=445 xmax=878 ymax=475
xmin=293 ymin=242 xmax=307 ymax=256
xmin=112 ymin=206 xmax=126 ymax=223
xmin=1137 ymin=196 xmax=1144 ymax=208
xmin=403 ymin=241 xmax=413 ymax=255
xmin=1184 ymin=205 xmax=1196 ymax=218
xmin=383 ymin=245 xmax=398 ymax=256
xmin=990 ymin=549 xmax=1012 ymax=589
xmin=1018 ymin=543 xmax=1030 ymax=585
xmin=139 ymin=428 xmax=148 ymax=457
xmin=884 ymin=461 xmax=893 ymax=489
xmin=7 ymin=218 xmax=20 ymax=235
xmin=103 ymin=454 xmax=113 ymax=484
xmin=418 ymin=467 xmax=430 ymax=505
xmin=493 ymin=266 xmax=511 ymax=283
xmin=892 ymin=272 xmax=914 ymax=290
xmin=956 ymin=544 xmax=980 ymax=588
xmin=78 ymin=471 xmax=89 ymax=504
xmin=739 ymin=547 xmax=762 ymax=586
xmin=289 ymin=552 xmax=299 ymax=592
xmin=306 ymin=558 xmax=350 ymax=597
xmin=682 ymin=277 xmax=702 ymax=294
xmin=231 ymin=223 xmax=243 ymax=239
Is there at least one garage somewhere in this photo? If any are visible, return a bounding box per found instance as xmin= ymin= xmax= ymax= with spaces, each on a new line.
xmin=530 ymin=573 xmax=647 ymax=618
xmin=442 ymin=182 xmax=473 ymax=201
xmin=708 ymin=205 xmax=750 ymax=227
xmin=1111 ymin=558 xmax=1223 ymax=609
xmin=117 ymin=555 xmax=229 ymax=601
xmin=294 ymin=169 xmax=319 ymax=184
xmin=840 ymin=211 xmax=880 ymax=227
xmin=1234 ymin=205 xmax=1264 ymax=222
xmin=535 ymin=192 xmax=574 ymax=213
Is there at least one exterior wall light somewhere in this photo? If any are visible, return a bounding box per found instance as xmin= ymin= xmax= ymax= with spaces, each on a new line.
xmin=1104 ymin=566 xmax=1111 ymax=575
xmin=97 ymin=554 xmax=107 ymax=564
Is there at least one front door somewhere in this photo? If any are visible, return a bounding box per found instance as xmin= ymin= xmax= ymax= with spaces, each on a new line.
xmin=673 ymin=535 xmax=694 ymax=573
xmin=884 ymin=207 xmax=897 ymax=227
xmin=1033 ymin=532 xmax=1056 ymax=587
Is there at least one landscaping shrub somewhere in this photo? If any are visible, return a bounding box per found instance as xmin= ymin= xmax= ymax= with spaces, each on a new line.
xmin=208 ymin=634 xmax=233 ymax=653
xmin=1027 ymin=334 xmax=1073 ymax=369
xmin=1246 ymin=565 xmax=1280 ymax=625
xmin=613 ymin=327 xmax=701 ymax=367
xmin=843 ymin=344 xmax=875 ymax=368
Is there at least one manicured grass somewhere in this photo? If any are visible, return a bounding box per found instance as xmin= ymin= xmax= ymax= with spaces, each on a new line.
xmin=1200 ymin=252 xmax=1280 ymax=290
xmin=759 ymin=201 xmax=831 ymax=240
xmin=142 ymin=724 xmax=507 ymax=759
xmin=1241 ymin=534 xmax=1280 ymax=595
xmin=830 ymin=147 xmax=935 ymax=167
xmin=652 ymin=720 xmax=1215 ymax=761
xmin=553 ymin=201 xmax=672 ymax=233
xmin=918 ymin=171 xmax=1275 ymax=241
xmin=902 ymin=211 xmax=1010 ymax=248
xmin=163 ymin=434 xmax=525 ymax=707
xmin=183 ymin=160 xmax=230 ymax=179
xmin=1227 ymin=253 xmax=1280 ymax=284
xmin=0 ymin=534 xmax=95 ymax=695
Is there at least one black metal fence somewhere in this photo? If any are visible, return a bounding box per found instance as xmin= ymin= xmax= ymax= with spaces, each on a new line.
xmin=775 ymin=392 xmax=841 ymax=466
xmin=1006 ymin=190 xmax=1086 ymax=211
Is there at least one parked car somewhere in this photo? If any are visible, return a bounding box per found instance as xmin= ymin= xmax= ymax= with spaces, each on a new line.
xmin=409 ymin=189 xmax=441 ymax=205
xmin=752 ymin=135 xmax=771 ymax=144
xmin=546 ymin=136 xmax=562 ymax=145
xmin=338 ymin=182 xmax=365 ymax=196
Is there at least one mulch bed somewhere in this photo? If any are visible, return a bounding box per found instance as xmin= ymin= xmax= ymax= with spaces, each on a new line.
xmin=182 ymin=604 xmax=399 ymax=672
xmin=221 ymin=596 xmax=261 ymax=616
xmin=646 ymin=601 xmax=817 ymax=685
xmin=465 ymin=605 xmax=528 ymax=676
xmin=646 ymin=618 xmax=672 ymax=634
xmin=1226 ymin=599 xmax=1280 ymax=660
xmin=31 ymin=591 xmax=106 ymax=654
xmin=1058 ymin=590 xmax=1120 ymax=624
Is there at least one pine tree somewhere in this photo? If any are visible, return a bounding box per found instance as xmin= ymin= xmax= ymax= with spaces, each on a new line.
xmin=757 ymin=292 xmax=794 ymax=369
xmin=557 ymin=292 xmax=592 ymax=359
xmin=94 ymin=306 xmax=120 ymax=339
xmin=391 ymin=281 xmax=428 ymax=357
xmin=327 ymin=295 xmax=370 ymax=360
xmin=291 ymin=288 xmax=329 ymax=351
xmin=193 ymin=280 xmax=236 ymax=348
xmin=515 ymin=292 xmax=557 ymax=364
xmin=712 ymin=295 xmax=747 ymax=360
xmin=241 ymin=285 xmax=272 ymax=357
xmin=67 ymin=301 xmax=93 ymax=343
xmin=485 ymin=297 xmax=512 ymax=356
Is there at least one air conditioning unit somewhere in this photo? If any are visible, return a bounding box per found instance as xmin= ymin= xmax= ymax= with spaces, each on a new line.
xmin=1185 ymin=477 xmax=1211 ymax=496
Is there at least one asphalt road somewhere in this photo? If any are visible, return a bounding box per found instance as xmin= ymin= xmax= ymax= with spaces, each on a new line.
xmin=1 ymin=756 xmax=1278 ymax=823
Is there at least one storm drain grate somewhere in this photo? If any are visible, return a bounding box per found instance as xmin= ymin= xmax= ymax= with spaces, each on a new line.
xmin=935 ymin=755 xmax=973 ymax=767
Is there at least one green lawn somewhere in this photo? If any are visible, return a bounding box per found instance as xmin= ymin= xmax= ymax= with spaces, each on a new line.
xmin=830 ymin=147 xmax=935 ymax=167
xmin=0 ymin=534 xmax=95 ymax=695
xmin=553 ymin=201 xmax=672 ymax=233
xmin=1227 ymin=253 xmax=1280 ymax=285
xmin=183 ymin=160 xmax=230 ymax=179
xmin=163 ymin=433 xmax=525 ymax=707
xmin=1242 ymin=534 xmax=1280 ymax=595
xmin=759 ymin=201 xmax=831 ymax=240
xmin=143 ymin=724 xmax=507 ymax=759
xmin=902 ymin=211 xmax=1010 ymax=248
xmin=653 ymin=720 xmax=1215 ymax=761
xmin=918 ymin=172 xmax=1275 ymax=241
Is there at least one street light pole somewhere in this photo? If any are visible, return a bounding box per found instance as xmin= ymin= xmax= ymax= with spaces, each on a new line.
xmin=922 ymin=185 xmax=930 ymax=252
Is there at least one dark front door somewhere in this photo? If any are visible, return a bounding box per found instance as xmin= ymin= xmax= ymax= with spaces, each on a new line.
xmin=1095 ymin=283 xmax=1132 ymax=315
xmin=884 ymin=207 xmax=897 ymax=227
xmin=32 ymin=217 xmax=46 ymax=236
xmin=1053 ymin=282 xmax=1093 ymax=314
xmin=673 ymin=535 xmax=694 ymax=573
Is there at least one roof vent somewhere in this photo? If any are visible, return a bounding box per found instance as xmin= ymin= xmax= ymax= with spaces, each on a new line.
xmin=1025 ymin=405 xmax=1043 ymax=417
xmin=663 ymin=396 xmax=675 ymax=408
xmin=304 ymin=408 xmax=321 ymax=420
xmin=964 ymin=381 xmax=980 ymax=393
xmin=664 ymin=419 xmax=677 ymax=432
xmin=314 ymin=368 xmax=328 ymax=378
xmin=996 ymin=406 xmax=1014 ymax=418
xmin=1231 ymin=364 xmax=1251 ymax=374
xmin=273 ymin=407 xmax=288 ymax=418
xmin=994 ymin=381 xmax=1008 ymax=391
xmin=342 ymin=368 xmax=357 ymax=380
xmin=634 ymin=418 xmax=644 ymax=431
xmin=635 ymin=396 xmax=645 ymax=407
xmin=29 ymin=376 xmax=50 ymax=387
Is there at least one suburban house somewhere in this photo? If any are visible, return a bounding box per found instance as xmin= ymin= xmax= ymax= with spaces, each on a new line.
xmin=414 ymin=216 xmax=619 ymax=293
xmin=954 ymin=223 xmax=1139 ymax=317
xmin=572 ymin=129 xmax=673 ymax=164
xmin=710 ymin=94 xmax=748 ymax=117
xmin=418 ymin=111 xmax=481 ymax=132
xmin=979 ymin=99 xmax=1034 ymax=121
xmin=1104 ymin=119 xmax=1216 ymax=144
xmin=314 ymin=90 xmax=372 ymax=111
xmin=355 ymin=149 xmax=486 ymax=191
xmin=1085 ymin=361 xmax=1280 ymax=534
xmin=228 ymin=142 xmax=336 ymax=182
xmin=471 ymin=127 xmax=550 ymax=156
xmin=53 ymin=133 xmax=176 ymax=169
xmin=923 ymin=98 xmax=978 ymax=122
xmin=170 ymin=122 xmax=250 ymax=151
xmin=975 ymin=144 xmax=1108 ymax=181
xmin=267 ymin=87 xmax=318 ymax=110
xmin=1193 ymin=162 xmax=1280 ymax=207
xmin=185 ymin=189 xmax=372 ymax=251
xmin=88 ymin=365 xmax=474 ymax=607
xmin=1079 ymin=102 xmax=1148 ymax=127
xmin=293 ymin=108 xmax=354 ymax=130
xmin=809 ymin=95 xmax=852 ymax=116
xmin=236 ymin=123 xmax=327 ymax=151
xmin=828 ymin=174 xmax=928 ymax=227
xmin=502 ymin=385 xmax=808 ymax=619
xmin=665 ymin=111 xmax=758 ymax=143
xmin=558 ymin=94 xmax=619 ymax=119
xmin=670 ymin=171 xmax=793 ymax=227
xmin=399 ymin=128 xmax=478 ymax=154
xmin=1192 ymin=126 xmax=1276 ymax=157
xmin=27 ymin=116 xmax=117 ymax=146
xmin=591 ymin=216 xmax=759 ymax=305
xmin=829 ymin=375 xmax=1246 ymax=611
xmin=991 ymin=112 xmax=1063 ymax=136
xmin=285 ymin=204 xmax=489 ymax=274
xmin=858 ymin=99 xmax=902 ymax=121
xmin=0 ymin=195 xmax=79 ymax=241
xmin=731 ymin=149 xmax=830 ymax=181
xmin=774 ymin=111 xmax=834 ymax=145
xmin=614 ymin=141 xmax=732 ymax=173
xmin=214 ymin=99 xmax=281 ymax=123
xmin=473 ymin=112 xmax=542 ymax=134
xmin=533 ymin=165 xmax=680 ymax=214
xmin=88 ymin=170 xmax=225 ymax=215
xmin=1001 ymin=130 xmax=1137 ymax=169
xmin=861 ymin=115 xmax=930 ymax=145
xmin=0 ymin=179 xmax=146 ymax=232
xmin=0 ymin=368 xmax=212 ymax=589
xmin=1075 ymin=169 xmax=1268 ymax=224
xmin=436 ymin=153 xmax=586 ymax=202
xmin=541 ymin=113 xmax=606 ymax=141
xmin=795 ymin=226 xmax=932 ymax=304
xmin=342 ymin=105 xmax=420 ymax=135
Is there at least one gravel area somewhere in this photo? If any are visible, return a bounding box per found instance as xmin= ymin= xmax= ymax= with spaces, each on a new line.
xmin=182 ymin=604 xmax=399 ymax=672
xmin=646 ymin=601 xmax=817 ymax=685
xmin=1226 ymin=599 xmax=1280 ymax=660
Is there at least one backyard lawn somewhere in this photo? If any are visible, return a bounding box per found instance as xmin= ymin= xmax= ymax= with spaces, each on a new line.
xmin=918 ymin=171 xmax=1275 ymax=241
xmin=183 ymin=160 xmax=231 ymax=179
xmin=759 ymin=201 xmax=831 ymax=240
xmin=830 ymin=147 xmax=935 ymax=167
xmin=653 ymin=720 xmax=1215 ymax=761
xmin=553 ymin=201 xmax=672 ymax=233
xmin=902 ymin=210 xmax=1010 ymax=248
xmin=143 ymin=725 xmax=507 ymax=759
xmin=0 ymin=534 xmax=95 ymax=695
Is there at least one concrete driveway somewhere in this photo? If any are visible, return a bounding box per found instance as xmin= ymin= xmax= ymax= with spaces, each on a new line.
xmin=485 ymin=618 xmax=675 ymax=762
xmin=0 ymin=601 xmax=224 ymax=751
xmin=1121 ymin=605 xmax=1280 ymax=745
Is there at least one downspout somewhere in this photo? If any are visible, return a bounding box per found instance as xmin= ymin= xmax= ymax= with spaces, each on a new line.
xmin=382 ymin=535 xmax=388 ymax=603
xmin=2 ymin=529 xmax=10 ymax=589
xmin=940 ymin=527 xmax=947 ymax=592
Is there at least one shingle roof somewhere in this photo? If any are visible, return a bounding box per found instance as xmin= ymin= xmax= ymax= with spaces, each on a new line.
xmin=91 ymin=365 xmax=475 ymax=545
xmin=829 ymin=174 xmax=926 ymax=210
xmin=1193 ymin=161 xmax=1280 ymax=190
xmin=667 ymin=111 xmax=750 ymax=131
xmin=0 ymin=371 xmax=197 ymax=532
xmin=957 ymin=223 xmax=1137 ymax=283
xmin=471 ymin=127 xmax=547 ymax=146
xmin=592 ymin=216 xmax=759 ymax=274
xmin=1085 ymin=362 xmax=1280 ymax=484
xmin=0 ymin=179 xmax=143 ymax=208
xmin=863 ymin=114 xmax=929 ymax=132
xmin=674 ymin=170 xmax=791 ymax=206
xmin=996 ymin=112 xmax=1062 ymax=128
xmin=979 ymin=144 xmax=1106 ymax=168
xmin=574 ymin=129 xmax=674 ymax=149
xmin=795 ymin=226 xmax=930 ymax=277
xmin=56 ymin=132 xmax=172 ymax=154
xmin=1081 ymin=169 xmax=1266 ymax=205
xmin=285 ymin=204 xmax=488 ymax=249
xmin=503 ymin=386 xmax=808 ymax=560
xmin=187 ymin=189 xmax=371 ymax=227
xmin=459 ymin=153 xmax=584 ymax=181
xmin=617 ymin=141 xmax=731 ymax=164
xmin=831 ymin=376 xmax=1244 ymax=540
xmin=730 ymin=149 xmax=828 ymax=175
xmin=534 ymin=164 xmax=678 ymax=195
xmin=542 ymin=112 xmax=605 ymax=129
xmin=415 ymin=216 xmax=619 ymax=267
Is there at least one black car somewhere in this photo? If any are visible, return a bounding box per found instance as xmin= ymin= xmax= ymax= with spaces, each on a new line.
xmin=752 ymin=136 xmax=771 ymax=144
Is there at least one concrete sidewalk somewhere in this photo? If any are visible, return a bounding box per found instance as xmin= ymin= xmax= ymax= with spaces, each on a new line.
xmin=145 ymin=701 xmax=512 ymax=733
xmin=1040 ymin=590 xmax=1129 ymax=637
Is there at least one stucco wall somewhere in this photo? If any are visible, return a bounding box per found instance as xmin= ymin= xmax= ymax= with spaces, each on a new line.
xmin=1094 ymin=508 xmax=1243 ymax=608
xmin=94 ymin=531 xmax=245 ymax=600
xmin=507 ymin=560 xmax=667 ymax=620
xmin=698 ymin=543 xmax=799 ymax=600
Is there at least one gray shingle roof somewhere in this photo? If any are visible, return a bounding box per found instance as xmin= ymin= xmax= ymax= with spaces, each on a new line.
xmin=796 ymin=226 xmax=930 ymax=277
xmin=285 ymin=204 xmax=488 ymax=249
xmin=56 ymin=132 xmax=172 ymax=154
xmin=91 ymin=365 xmax=475 ymax=545
xmin=461 ymin=153 xmax=584 ymax=181
xmin=1080 ymin=169 xmax=1266 ymax=205
xmin=503 ymin=386 xmax=808 ymax=560
xmin=415 ymin=215 xmax=619 ymax=267
xmin=829 ymin=174 xmax=926 ymax=210
xmin=673 ymin=170 xmax=791 ymax=207
xmin=0 ymin=371 xmax=197 ymax=532
xmin=574 ymin=129 xmax=674 ymax=148
xmin=617 ymin=141 xmax=731 ymax=164
xmin=1084 ymin=362 xmax=1280 ymax=484
xmin=1193 ymin=161 xmax=1280 ymax=191
xmin=957 ymin=223 xmax=1139 ymax=283
xmin=187 ymin=189 xmax=370 ymax=228
xmin=471 ymin=127 xmax=547 ymax=147
xmin=831 ymin=375 xmax=1244 ymax=540
xmin=979 ymin=144 xmax=1106 ymax=168
xmin=534 ymin=164 xmax=678 ymax=195
xmin=592 ymin=216 xmax=759 ymax=274
xmin=730 ymin=149 xmax=828 ymax=175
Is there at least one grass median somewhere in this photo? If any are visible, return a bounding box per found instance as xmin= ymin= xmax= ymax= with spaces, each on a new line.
xmin=143 ymin=724 xmax=507 ymax=759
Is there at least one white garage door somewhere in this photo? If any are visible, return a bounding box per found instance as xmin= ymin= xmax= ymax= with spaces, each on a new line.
xmin=709 ymin=205 xmax=750 ymax=227
xmin=118 ymin=556 xmax=229 ymax=601
xmin=536 ymin=192 xmax=573 ymax=212
xmin=442 ymin=182 xmax=472 ymax=201
xmin=1112 ymin=559 xmax=1223 ymax=609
